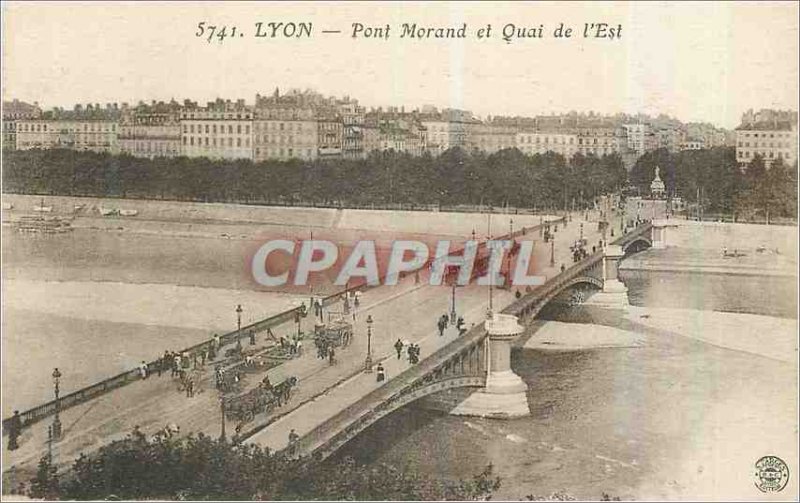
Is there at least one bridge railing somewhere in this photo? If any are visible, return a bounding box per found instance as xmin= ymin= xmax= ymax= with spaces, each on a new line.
xmin=296 ymin=323 xmax=490 ymax=457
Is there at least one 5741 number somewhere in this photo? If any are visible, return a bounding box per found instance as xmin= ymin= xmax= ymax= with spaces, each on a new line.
xmin=195 ymin=22 xmax=242 ymax=43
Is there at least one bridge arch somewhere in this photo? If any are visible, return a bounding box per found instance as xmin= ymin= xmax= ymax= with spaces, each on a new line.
xmin=309 ymin=375 xmax=486 ymax=460
xmin=515 ymin=275 xmax=604 ymax=323
xmin=622 ymin=237 xmax=652 ymax=255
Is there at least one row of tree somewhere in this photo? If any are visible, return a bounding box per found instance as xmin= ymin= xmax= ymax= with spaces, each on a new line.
xmin=2 ymin=147 xmax=627 ymax=210
xmin=28 ymin=432 xmax=500 ymax=501
xmin=630 ymin=147 xmax=798 ymax=219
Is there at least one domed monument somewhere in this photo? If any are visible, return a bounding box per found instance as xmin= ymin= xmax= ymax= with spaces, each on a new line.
xmin=650 ymin=166 xmax=666 ymax=199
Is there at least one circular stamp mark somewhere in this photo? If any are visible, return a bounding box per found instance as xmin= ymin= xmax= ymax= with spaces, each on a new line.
xmin=754 ymin=455 xmax=789 ymax=493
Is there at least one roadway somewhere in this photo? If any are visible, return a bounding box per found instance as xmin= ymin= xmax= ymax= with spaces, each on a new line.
xmin=2 ymin=208 xmax=620 ymax=484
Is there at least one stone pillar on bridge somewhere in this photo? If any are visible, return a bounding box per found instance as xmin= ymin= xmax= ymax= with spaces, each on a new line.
xmin=651 ymin=220 xmax=669 ymax=249
xmin=585 ymin=244 xmax=629 ymax=310
xmin=450 ymin=312 xmax=530 ymax=418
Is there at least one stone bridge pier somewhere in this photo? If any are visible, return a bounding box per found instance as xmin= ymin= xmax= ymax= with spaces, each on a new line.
xmin=585 ymin=244 xmax=629 ymax=309
xmin=451 ymin=312 xmax=530 ymax=418
xmin=651 ymin=219 xmax=674 ymax=249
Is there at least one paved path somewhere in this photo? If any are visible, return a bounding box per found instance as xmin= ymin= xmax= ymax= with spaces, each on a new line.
xmin=2 ymin=209 xmax=620 ymax=482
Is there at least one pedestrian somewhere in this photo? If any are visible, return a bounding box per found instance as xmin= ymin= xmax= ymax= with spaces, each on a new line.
xmin=437 ymin=318 xmax=445 ymax=337
xmin=249 ymin=330 xmax=256 ymax=346
xmin=192 ymin=352 xmax=198 ymax=369
xmin=407 ymin=343 xmax=414 ymax=362
xmin=280 ymin=336 xmax=286 ymax=350
xmin=354 ymin=291 xmax=361 ymax=309
xmin=288 ymin=429 xmax=300 ymax=456
xmin=7 ymin=410 xmax=21 ymax=451
xmin=201 ymin=347 xmax=208 ymax=366
xmin=394 ymin=338 xmax=403 ymax=359
xmin=186 ymin=376 xmax=194 ymax=398
xmin=139 ymin=361 xmax=148 ymax=379
xmin=213 ymin=334 xmax=221 ymax=350
xmin=159 ymin=351 xmax=168 ymax=377
xmin=296 ymin=340 xmax=303 ymax=356
xmin=560 ymin=263 xmax=566 ymax=272
xmin=329 ymin=347 xmax=336 ymax=366
xmin=457 ymin=316 xmax=466 ymax=335
xmin=410 ymin=345 xmax=420 ymax=364
xmin=376 ymin=363 xmax=385 ymax=382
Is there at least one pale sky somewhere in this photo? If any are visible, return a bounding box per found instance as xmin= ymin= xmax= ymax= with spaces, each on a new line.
xmin=2 ymin=1 xmax=798 ymax=128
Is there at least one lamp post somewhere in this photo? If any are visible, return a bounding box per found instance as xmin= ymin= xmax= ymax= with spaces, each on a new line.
xmin=235 ymin=304 xmax=243 ymax=352
xmin=450 ymin=282 xmax=457 ymax=325
xmin=579 ymin=222 xmax=584 ymax=242
xmin=509 ymin=218 xmax=514 ymax=238
xmin=220 ymin=396 xmax=226 ymax=441
xmin=51 ymin=368 xmax=62 ymax=441
xmin=550 ymin=240 xmax=555 ymax=268
xmin=364 ymin=315 xmax=374 ymax=373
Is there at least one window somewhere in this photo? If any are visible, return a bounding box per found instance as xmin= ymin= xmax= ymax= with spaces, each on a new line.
xmin=183 ymin=125 xmax=188 ymax=133
xmin=237 ymin=138 xmax=242 ymax=147
xmin=190 ymin=125 xmax=195 ymax=133
xmin=228 ymin=125 xmax=233 ymax=134
xmin=205 ymin=125 xmax=209 ymax=134
xmin=245 ymin=125 xmax=250 ymax=134
xmin=204 ymin=137 xmax=208 ymax=146
xmin=190 ymin=137 xmax=194 ymax=146
xmin=228 ymin=138 xmax=233 ymax=147
xmin=237 ymin=125 xmax=242 ymax=134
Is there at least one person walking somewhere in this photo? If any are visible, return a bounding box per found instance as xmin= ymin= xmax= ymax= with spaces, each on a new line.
xmin=376 ymin=363 xmax=385 ymax=383
xmin=457 ymin=316 xmax=466 ymax=336
xmin=186 ymin=376 xmax=194 ymax=398
xmin=139 ymin=361 xmax=148 ymax=380
xmin=328 ymin=346 xmax=335 ymax=366
xmin=288 ymin=429 xmax=300 ymax=456
xmin=437 ymin=317 xmax=446 ymax=337
xmin=394 ymin=339 xmax=403 ymax=359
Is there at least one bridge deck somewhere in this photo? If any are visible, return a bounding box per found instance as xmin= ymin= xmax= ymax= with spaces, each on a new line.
xmin=247 ymin=214 xmax=641 ymax=457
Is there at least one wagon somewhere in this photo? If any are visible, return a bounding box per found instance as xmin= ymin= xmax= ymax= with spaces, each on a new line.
xmin=224 ymin=376 xmax=298 ymax=423
xmin=313 ymin=319 xmax=353 ymax=350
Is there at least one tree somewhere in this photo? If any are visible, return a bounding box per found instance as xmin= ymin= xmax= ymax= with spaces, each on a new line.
xmin=37 ymin=431 xmax=500 ymax=501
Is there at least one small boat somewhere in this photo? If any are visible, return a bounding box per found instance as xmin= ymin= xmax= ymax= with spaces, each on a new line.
xmin=99 ymin=207 xmax=117 ymax=216
xmin=119 ymin=209 xmax=139 ymax=217
xmin=33 ymin=205 xmax=52 ymax=213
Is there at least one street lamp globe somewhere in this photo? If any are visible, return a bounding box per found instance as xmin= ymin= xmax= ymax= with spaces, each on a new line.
xmin=52 ymin=368 xmax=61 ymax=395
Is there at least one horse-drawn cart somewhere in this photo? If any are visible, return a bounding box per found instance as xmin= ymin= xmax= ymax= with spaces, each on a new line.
xmin=314 ymin=319 xmax=353 ymax=349
xmin=224 ymin=376 xmax=298 ymax=424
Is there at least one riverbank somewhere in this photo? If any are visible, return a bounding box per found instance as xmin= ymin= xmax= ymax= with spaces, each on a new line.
xmin=1 ymin=193 xmax=560 ymax=239
xmin=620 ymin=220 xmax=797 ymax=278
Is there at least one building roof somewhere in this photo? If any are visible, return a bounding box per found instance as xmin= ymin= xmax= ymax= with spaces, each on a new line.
xmin=735 ymin=121 xmax=796 ymax=131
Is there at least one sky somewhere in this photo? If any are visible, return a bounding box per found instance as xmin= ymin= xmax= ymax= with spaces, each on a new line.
xmin=2 ymin=1 xmax=798 ymax=129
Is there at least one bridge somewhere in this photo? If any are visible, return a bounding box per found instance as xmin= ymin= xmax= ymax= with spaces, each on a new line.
xmin=247 ymin=221 xmax=657 ymax=460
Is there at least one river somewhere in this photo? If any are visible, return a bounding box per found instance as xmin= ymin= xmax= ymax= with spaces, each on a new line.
xmin=332 ymin=263 xmax=798 ymax=500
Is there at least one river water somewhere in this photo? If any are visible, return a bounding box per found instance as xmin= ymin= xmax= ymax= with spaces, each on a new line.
xmin=332 ymin=265 xmax=798 ymax=500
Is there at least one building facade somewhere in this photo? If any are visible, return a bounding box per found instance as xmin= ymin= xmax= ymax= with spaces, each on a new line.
xmin=253 ymin=107 xmax=318 ymax=162
xmin=736 ymin=125 xmax=797 ymax=167
xmin=119 ymin=102 xmax=182 ymax=158
xmin=3 ymin=99 xmax=42 ymax=150
xmin=180 ymin=100 xmax=254 ymax=160
xmin=16 ymin=119 xmax=120 ymax=153
xmin=515 ymin=131 xmax=579 ymax=157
